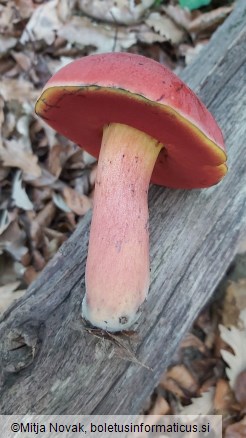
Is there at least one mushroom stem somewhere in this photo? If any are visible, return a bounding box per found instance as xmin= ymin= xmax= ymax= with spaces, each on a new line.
xmin=82 ymin=123 xmax=163 ymax=331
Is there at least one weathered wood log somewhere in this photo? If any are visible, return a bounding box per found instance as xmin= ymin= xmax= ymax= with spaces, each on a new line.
xmin=0 ymin=0 xmax=246 ymax=414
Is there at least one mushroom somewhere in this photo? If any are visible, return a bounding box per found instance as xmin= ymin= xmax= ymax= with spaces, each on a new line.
xmin=35 ymin=52 xmax=227 ymax=332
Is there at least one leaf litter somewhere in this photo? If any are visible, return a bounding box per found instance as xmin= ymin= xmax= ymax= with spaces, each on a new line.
xmin=0 ymin=0 xmax=243 ymax=432
xmin=145 ymin=255 xmax=246 ymax=435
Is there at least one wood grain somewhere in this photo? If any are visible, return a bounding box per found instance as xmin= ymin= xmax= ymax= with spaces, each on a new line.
xmin=0 ymin=0 xmax=245 ymax=415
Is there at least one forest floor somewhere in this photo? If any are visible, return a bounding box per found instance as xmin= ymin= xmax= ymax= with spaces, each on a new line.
xmin=0 ymin=1 xmax=245 ymax=436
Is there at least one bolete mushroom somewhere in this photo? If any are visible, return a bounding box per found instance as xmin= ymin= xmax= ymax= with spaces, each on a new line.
xmin=35 ymin=52 xmax=227 ymax=332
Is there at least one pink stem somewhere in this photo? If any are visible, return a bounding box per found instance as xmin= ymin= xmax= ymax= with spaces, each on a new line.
xmin=82 ymin=123 xmax=163 ymax=331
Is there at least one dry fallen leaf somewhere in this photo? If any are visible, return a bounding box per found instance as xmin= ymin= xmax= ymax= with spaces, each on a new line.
xmin=160 ymin=376 xmax=186 ymax=398
xmin=163 ymin=4 xmax=191 ymax=30
xmin=83 ymin=151 xmax=97 ymax=166
xmin=20 ymin=0 xmax=62 ymax=45
xmin=225 ymin=416 xmax=246 ymax=438
xmin=57 ymin=0 xmax=77 ymax=22
xmin=11 ymin=51 xmax=32 ymax=73
xmin=0 ymin=212 xmax=9 ymax=236
xmin=0 ymin=220 xmax=29 ymax=262
xmin=0 ymin=78 xmax=39 ymax=103
xmin=37 ymin=119 xmax=58 ymax=148
xmin=136 ymin=23 xmax=168 ymax=45
xmin=180 ymin=41 xmax=208 ymax=66
xmin=46 ymin=144 xmax=64 ymax=178
xmin=77 ymin=0 xmax=155 ymax=25
xmin=29 ymin=201 xmax=56 ymax=246
xmin=214 ymin=378 xmax=236 ymax=414
xmin=58 ymin=16 xmax=137 ymax=54
xmin=148 ymin=394 xmax=170 ymax=415
xmin=0 ymin=2 xmax=16 ymax=35
xmin=15 ymin=0 xmax=37 ymax=20
xmin=180 ymin=332 xmax=207 ymax=354
xmin=0 ymin=36 xmax=17 ymax=56
xmin=12 ymin=171 xmax=34 ymax=211
xmin=220 ymin=310 xmax=246 ymax=389
xmin=0 ymin=139 xmax=42 ymax=178
xmin=89 ymin=165 xmax=98 ymax=188
xmin=32 ymin=249 xmax=46 ymax=271
xmin=42 ymin=227 xmax=66 ymax=261
xmin=52 ymin=192 xmax=72 ymax=213
xmin=24 ymin=168 xmax=59 ymax=187
xmin=63 ymin=186 xmax=92 ymax=216
xmin=0 ymin=253 xmax=24 ymax=287
xmin=234 ymin=370 xmax=246 ymax=407
xmin=23 ymin=265 xmax=38 ymax=285
xmin=165 ymin=364 xmax=198 ymax=394
xmin=0 ymin=95 xmax=4 ymax=138
xmin=46 ymin=56 xmax=74 ymax=77
xmin=145 ymin=12 xmax=185 ymax=44
xmin=222 ymin=281 xmax=242 ymax=327
xmin=0 ymin=282 xmax=26 ymax=314
xmin=179 ymin=389 xmax=214 ymax=415
xmin=188 ymin=6 xmax=234 ymax=35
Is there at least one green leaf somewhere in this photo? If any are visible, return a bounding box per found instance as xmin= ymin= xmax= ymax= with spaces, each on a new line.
xmin=179 ymin=0 xmax=212 ymax=11
xmin=153 ymin=0 xmax=163 ymax=6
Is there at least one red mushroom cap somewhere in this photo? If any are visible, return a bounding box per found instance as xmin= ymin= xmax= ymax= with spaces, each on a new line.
xmin=35 ymin=52 xmax=227 ymax=189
